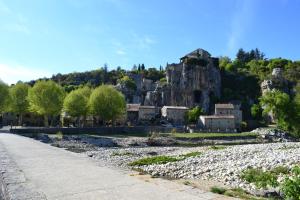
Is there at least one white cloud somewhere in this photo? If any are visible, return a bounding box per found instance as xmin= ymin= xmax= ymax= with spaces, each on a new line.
xmin=116 ymin=49 xmax=126 ymax=55
xmin=4 ymin=23 xmax=30 ymax=34
xmin=0 ymin=0 xmax=11 ymax=14
xmin=0 ymin=2 xmax=31 ymax=35
xmin=132 ymin=33 xmax=157 ymax=50
xmin=0 ymin=63 xmax=52 ymax=85
xmin=227 ymin=0 xmax=256 ymax=52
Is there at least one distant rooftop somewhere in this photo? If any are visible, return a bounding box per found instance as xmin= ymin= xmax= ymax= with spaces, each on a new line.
xmin=215 ymin=104 xmax=235 ymax=109
xmin=126 ymin=104 xmax=140 ymax=112
xmin=180 ymin=48 xmax=211 ymax=60
xmin=139 ymin=106 xmax=156 ymax=109
xmin=200 ymin=115 xmax=235 ymax=119
xmin=162 ymin=106 xmax=189 ymax=110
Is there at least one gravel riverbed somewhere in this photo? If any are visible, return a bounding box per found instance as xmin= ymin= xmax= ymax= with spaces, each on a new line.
xmin=44 ymin=134 xmax=300 ymax=196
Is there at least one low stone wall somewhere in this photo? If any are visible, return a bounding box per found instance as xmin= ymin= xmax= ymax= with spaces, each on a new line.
xmin=9 ymin=126 xmax=182 ymax=135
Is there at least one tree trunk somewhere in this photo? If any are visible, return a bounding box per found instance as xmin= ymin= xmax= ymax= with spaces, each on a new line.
xmin=44 ymin=115 xmax=49 ymax=127
xmin=18 ymin=114 xmax=23 ymax=126
xmin=82 ymin=116 xmax=86 ymax=128
xmin=77 ymin=117 xmax=80 ymax=127
xmin=50 ymin=116 xmax=55 ymax=127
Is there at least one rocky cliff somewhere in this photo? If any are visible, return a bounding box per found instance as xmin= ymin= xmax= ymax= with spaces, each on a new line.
xmin=144 ymin=49 xmax=221 ymax=112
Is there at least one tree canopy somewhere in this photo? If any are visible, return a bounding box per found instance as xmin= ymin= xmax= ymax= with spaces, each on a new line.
xmin=0 ymin=81 xmax=9 ymax=113
xmin=28 ymin=80 xmax=65 ymax=126
xmin=185 ymin=106 xmax=204 ymax=123
xmin=89 ymin=85 xmax=126 ymax=124
xmin=117 ymin=76 xmax=137 ymax=90
xmin=9 ymin=83 xmax=30 ymax=125
xmin=63 ymin=86 xmax=91 ymax=118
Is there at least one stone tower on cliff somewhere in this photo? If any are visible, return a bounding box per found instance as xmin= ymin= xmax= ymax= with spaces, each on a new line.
xmin=144 ymin=48 xmax=221 ymax=113
xmin=165 ymin=48 xmax=221 ymax=112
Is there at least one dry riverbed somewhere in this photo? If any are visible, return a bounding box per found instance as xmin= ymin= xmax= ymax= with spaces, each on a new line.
xmin=33 ymin=133 xmax=300 ymax=199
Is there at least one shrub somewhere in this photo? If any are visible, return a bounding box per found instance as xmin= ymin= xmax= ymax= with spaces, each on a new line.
xmin=185 ymin=106 xmax=204 ymax=124
xmin=171 ymin=128 xmax=177 ymax=134
xmin=180 ymin=152 xmax=202 ymax=159
xmin=281 ymin=166 xmax=300 ymax=200
xmin=271 ymin=166 xmax=290 ymax=175
xmin=128 ymin=152 xmax=202 ymax=167
xmin=240 ymin=121 xmax=248 ymax=131
xmin=128 ymin=156 xmax=182 ymax=166
xmin=210 ymin=145 xmax=226 ymax=150
xmin=240 ymin=168 xmax=279 ymax=189
xmin=210 ymin=186 xmax=227 ymax=194
xmin=56 ymin=131 xmax=63 ymax=140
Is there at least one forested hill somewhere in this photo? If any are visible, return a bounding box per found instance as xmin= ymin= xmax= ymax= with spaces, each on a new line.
xmin=27 ymin=48 xmax=300 ymax=103
xmin=28 ymin=64 xmax=165 ymax=92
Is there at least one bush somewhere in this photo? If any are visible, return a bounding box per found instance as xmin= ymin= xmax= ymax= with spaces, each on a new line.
xmin=210 ymin=145 xmax=226 ymax=150
xmin=56 ymin=131 xmax=63 ymax=140
xmin=271 ymin=166 xmax=290 ymax=175
xmin=185 ymin=106 xmax=204 ymax=124
xmin=281 ymin=166 xmax=300 ymax=199
xmin=210 ymin=186 xmax=226 ymax=194
xmin=240 ymin=121 xmax=248 ymax=131
xmin=180 ymin=152 xmax=202 ymax=158
xmin=171 ymin=128 xmax=177 ymax=134
xmin=240 ymin=168 xmax=279 ymax=188
xmin=128 ymin=155 xmax=181 ymax=166
xmin=128 ymin=152 xmax=201 ymax=167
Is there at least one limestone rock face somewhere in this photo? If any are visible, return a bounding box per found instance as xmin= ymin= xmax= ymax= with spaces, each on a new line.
xmin=261 ymin=68 xmax=289 ymax=95
xmin=144 ymin=83 xmax=171 ymax=107
xmin=120 ymin=49 xmax=222 ymax=112
xmin=261 ymin=68 xmax=290 ymax=123
xmin=163 ymin=49 xmax=221 ymax=112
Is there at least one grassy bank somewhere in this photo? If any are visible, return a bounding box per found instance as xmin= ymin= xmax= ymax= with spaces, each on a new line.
xmin=172 ymin=132 xmax=258 ymax=139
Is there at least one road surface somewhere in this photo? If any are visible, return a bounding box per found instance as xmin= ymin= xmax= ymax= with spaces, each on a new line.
xmin=0 ymin=133 xmax=234 ymax=200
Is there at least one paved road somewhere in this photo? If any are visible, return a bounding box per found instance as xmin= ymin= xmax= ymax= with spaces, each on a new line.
xmin=0 ymin=133 xmax=233 ymax=200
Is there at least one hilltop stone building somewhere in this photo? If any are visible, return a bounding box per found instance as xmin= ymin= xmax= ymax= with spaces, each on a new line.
xmin=144 ymin=49 xmax=221 ymax=112
xmin=123 ymin=48 xmax=222 ymax=125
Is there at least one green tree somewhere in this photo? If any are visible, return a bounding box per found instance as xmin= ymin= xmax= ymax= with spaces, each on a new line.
xmin=63 ymin=86 xmax=91 ymax=127
xmin=267 ymin=58 xmax=290 ymax=70
xmin=219 ymin=56 xmax=231 ymax=70
xmin=251 ymin=104 xmax=262 ymax=120
xmin=259 ymin=90 xmax=291 ymax=129
xmin=9 ymin=83 xmax=30 ymax=125
xmin=0 ymin=80 xmax=9 ymax=113
xmin=28 ymin=80 xmax=65 ymax=127
xmin=89 ymin=85 xmax=126 ymax=125
xmin=117 ymin=76 xmax=137 ymax=90
xmin=185 ymin=106 xmax=204 ymax=123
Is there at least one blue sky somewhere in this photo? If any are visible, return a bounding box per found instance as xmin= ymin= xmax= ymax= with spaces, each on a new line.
xmin=0 ymin=0 xmax=299 ymax=84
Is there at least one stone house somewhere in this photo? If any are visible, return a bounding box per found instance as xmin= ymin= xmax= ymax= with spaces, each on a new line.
xmin=198 ymin=115 xmax=235 ymax=132
xmin=138 ymin=106 xmax=158 ymax=121
xmin=198 ymin=103 xmax=243 ymax=132
xmin=214 ymin=103 xmax=242 ymax=127
xmin=161 ymin=106 xmax=189 ymax=125
xmin=126 ymin=104 xmax=140 ymax=124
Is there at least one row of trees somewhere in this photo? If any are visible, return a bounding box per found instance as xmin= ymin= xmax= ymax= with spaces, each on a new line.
xmin=0 ymin=80 xmax=126 ymax=127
